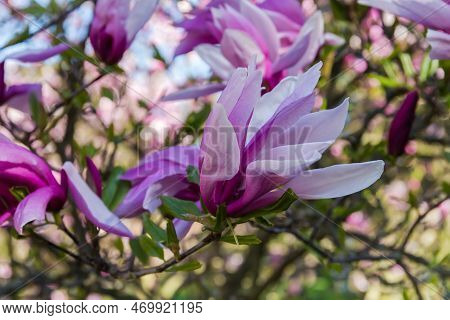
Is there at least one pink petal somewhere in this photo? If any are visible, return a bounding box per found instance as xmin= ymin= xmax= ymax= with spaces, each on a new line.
xmin=161 ymin=83 xmax=226 ymax=101
xmin=285 ymin=161 xmax=385 ymax=199
xmin=63 ymin=162 xmax=133 ymax=238
xmin=6 ymin=44 xmax=69 ymax=63
xmin=195 ymin=44 xmax=235 ymax=79
xmin=125 ymin=0 xmax=159 ymax=42
xmin=13 ymin=185 xmax=64 ymax=233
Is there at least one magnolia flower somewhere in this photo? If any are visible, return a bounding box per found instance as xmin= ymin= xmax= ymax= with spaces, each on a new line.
xmin=0 ymin=134 xmax=66 ymax=232
xmin=164 ymin=0 xmax=342 ymax=100
xmin=0 ymin=44 xmax=69 ymax=113
xmin=89 ymin=0 xmax=159 ymax=65
xmin=121 ymin=62 xmax=384 ymax=220
xmin=358 ymin=0 xmax=450 ymax=59
xmin=116 ymin=146 xmax=199 ymax=238
xmin=62 ymin=161 xmax=133 ymax=237
xmin=388 ymin=91 xmax=419 ymax=156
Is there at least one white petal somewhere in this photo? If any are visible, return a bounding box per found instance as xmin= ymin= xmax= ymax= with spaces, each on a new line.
xmin=293 ymin=98 xmax=349 ymax=144
xmin=285 ymin=161 xmax=385 ymax=199
xmin=195 ymin=44 xmax=235 ymax=79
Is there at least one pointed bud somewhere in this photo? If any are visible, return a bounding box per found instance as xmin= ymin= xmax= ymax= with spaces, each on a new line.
xmin=388 ymin=91 xmax=419 ymax=156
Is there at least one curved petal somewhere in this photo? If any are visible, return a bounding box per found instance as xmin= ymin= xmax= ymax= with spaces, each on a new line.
xmin=161 ymin=83 xmax=226 ymax=101
xmin=3 ymin=84 xmax=42 ymax=114
xmin=86 ymin=157 xmax=102 ymax=197
xmin=13 ymin=185 xmax=64 ymax=233
xmin=239 ymin=0 xmax=279 ymax=60
xmin=121 ymin=146 xmax=199 ymax=184
xmin=195 ymin=44 xmax=235 ymax=79
xmin=290 ymin=98 xmax=349 ymax=145
xmin=271 ymin=31 xmax=311 ymax=74
xmin=247 ymin=62 xmax=322 ymax=142
xmin=358 ymin=0 xmax=450 ymax=33
xmin=258 ymin=0 xmax=305 ymax=26
xmin=200 ymin=104 xmax=241 ymax=211
xmin=427 ymin=30 xmax=450 ymax=60
xmin=125 ymin=0 xmax=159 ymax=42
xmin=143 ymin=175 xmax=191 ymax=212
xmin=173 ymin=219 xmax=193 ymax=240
xmin=285 ymin=161 xmax=385 ymax=199
xmin=200 ymin=104 xmax=241 ymax=180
xmin=220 ymin=29 xmax=265 ymax=68
xmin=286 ymin=11 xmax=324 ymax=74
xmin=6 ymin=44 xmax=69 ymax=63
xmin=0 ymin=142 xmax=57 ymax=185
xmin=63 ymin=162 xmax=133 ymax=237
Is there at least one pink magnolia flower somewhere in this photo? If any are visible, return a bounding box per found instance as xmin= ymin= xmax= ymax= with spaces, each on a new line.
xmin=388 ymin=91 xmax=419 ymax=156
xmin=120 ymin=62 xmax=384 ymax=220
xmin=0 ymin=44 xmax=69 ymax=113
xmin=0 ymin=134 xmax=66 ymax=232
xmin=62 ymin=161 xmax=133 ymax=237
xmin=89 ymin=0 xmax=159 ymax=65
xmin=164 ymin=0 xmax=343 ymax=100
xmin=115 ymin=146 xmax=200 ymax=239
xmin=358 ymin=0 xmax=450 ymax=59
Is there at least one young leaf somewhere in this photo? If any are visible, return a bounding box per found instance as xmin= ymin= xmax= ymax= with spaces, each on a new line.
xmin=214 ymin=205 xmax=227 ymax=232
xmin=143 ymin=215 xmax=166 ymax=242
xmin=160 ymin=196 xmax=202 ymax=219
xmin=165 ymin=260 xmax=202 ymax=272
xmin=29 ymin=94 xmax=47 ymax=131
xmin=221 ymin=235 xmax=262 ymax=245
xmin=186 ymin=165 xmax=200 ymax=185
xmin=166 ymin=220 xmax=180 ymax=259
xmin=139 ymin=234 xmax=164 ymax=260
xmin=102 ymin=167 xmax=129 ymax=209
xmin=129 ymin=238 xmax=148 ymax=264
xmin=101 ymin=87 xmax=114 ymax=100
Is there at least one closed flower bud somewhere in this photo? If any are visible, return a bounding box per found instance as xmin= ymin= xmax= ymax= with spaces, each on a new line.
xmin=89 ymin=0 xmax=158 ymax=65
xmin=388 ymin=91 xmax=419 ymax=156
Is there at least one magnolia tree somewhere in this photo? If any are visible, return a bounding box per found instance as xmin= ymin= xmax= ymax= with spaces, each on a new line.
xmin=0 ymin=0 xmax=448 ymax=300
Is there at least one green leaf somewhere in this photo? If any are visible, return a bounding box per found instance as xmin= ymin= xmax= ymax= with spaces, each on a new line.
xmin=9 ymin=186 xmax=30 ymax=202
xmin=221 ymin=235 xmax=262 ymax=245
xmin=214 ymin=205 xmax=227 ymax=232
xmin=186 ymin=165 xmax=200 ymax=185
xmin=254 ymin=216 xmax=273 ymax=227
xmin=139 ymin=234 xmax=164 ymax=260
xmin=102 ymin=167 xmax=128 ymax=209
xmin=160 ymin=196 xmax=202 ymax=219
xmin=166 ymin=220 xmax=180 ymax=259
xmin=3 ymin=26 xmax=30 ymax=47
xmin=100 ymin=87 xmax=114 ymax=100
xmin=129 ymin=238 xmax=148 ymax=264
xmin=400 ymin=53 xmax=415 ymax=77
xmin=165 ymin=260 xmax=202 ymax=272
xmin=185 ymin=103 xmax=211 ymax=130
xmin=143 ymin=215 xmax=166 ymax=242
xmin=29 ymin=94 xmax=47 ymax=130
xmin=419 ymin=53 xmax=431 ymax=83
xmin=114 ymin=238 xmax=124 ymax=255
xmin=367 ymin=73 xmax=401 ymax=88
xmin=234 ymin=189 xmax=298 ymax=224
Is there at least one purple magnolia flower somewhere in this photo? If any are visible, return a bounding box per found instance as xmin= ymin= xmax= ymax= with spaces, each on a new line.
xmin=115 ymin=146 xmax=200 ymax=239
xmin=388 ymin=91 xmax=419 ymax=156
xmin=121 ymin=62 xmax=384 ymax=220
xmin=358 ymin=0 xmax=450 ymax=59
xmin=164 ymin=0 xmax=343 ymax=100
xmin=0 ymin=134 xmax=66 ymax=232
xmin=89 ymin=0 xmax=159 ymax=65
xmin=62 ymin=161 xmax=133 ymax=238
xmin=0 ymin=44 xmax=69 ymax=113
